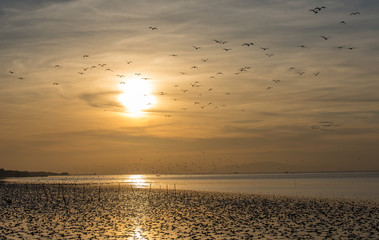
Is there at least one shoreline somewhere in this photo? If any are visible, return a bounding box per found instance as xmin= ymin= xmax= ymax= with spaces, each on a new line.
xmin=1 ymin=183 xmax=378 ymax=239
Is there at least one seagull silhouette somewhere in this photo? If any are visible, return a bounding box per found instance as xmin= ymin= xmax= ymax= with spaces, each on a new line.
xmin=350 ymin=12 xmax=360 ymax=16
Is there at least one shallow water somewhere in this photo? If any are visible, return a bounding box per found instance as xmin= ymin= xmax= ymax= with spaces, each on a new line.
xmin=4 ymin=172 xmax=379 ymax=200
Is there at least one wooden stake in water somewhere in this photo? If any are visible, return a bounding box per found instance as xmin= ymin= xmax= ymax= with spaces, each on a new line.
xmin=174 ymin=184 xmax=176 ymax=197
xmin=98 ymin=184 xmax=101 ymax=202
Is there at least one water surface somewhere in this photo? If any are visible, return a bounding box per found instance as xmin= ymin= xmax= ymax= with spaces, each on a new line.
xmin=4 ymin=172 xmax=379 ymax=200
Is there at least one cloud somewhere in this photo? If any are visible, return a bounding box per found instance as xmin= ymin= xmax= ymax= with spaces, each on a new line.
xmin=79 ymin=90 xmax=123 ymax=109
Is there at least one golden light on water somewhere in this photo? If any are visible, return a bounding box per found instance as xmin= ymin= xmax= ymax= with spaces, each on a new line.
xmin=124 ymin=175 xmax=149 ymax=188
xmin=118 ymin=78 xmax=156 ymax=117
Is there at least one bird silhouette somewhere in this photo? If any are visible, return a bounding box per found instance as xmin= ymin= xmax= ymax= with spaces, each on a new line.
xmin=83 ymin=55 xmax=89 ymax=58
xmin=350 ymin=12 xmax=360 ymax=16
xmin=149 ymin=26 xmax=158 ymax=30
xmin=193 ymin=46 xmax=201 ymax=50
xmin=320 ymin=36 xmax=330 ymax=40
xmin=260 ymin=47 xmax=269 ymax=50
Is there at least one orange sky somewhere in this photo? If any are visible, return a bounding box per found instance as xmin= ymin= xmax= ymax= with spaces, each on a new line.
xmin=1 ymin=0 xmax=379 ymax=174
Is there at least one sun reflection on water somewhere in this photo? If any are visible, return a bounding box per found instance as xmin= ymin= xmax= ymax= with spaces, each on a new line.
xmin=124 ymin=175 xmax=149 ymax=188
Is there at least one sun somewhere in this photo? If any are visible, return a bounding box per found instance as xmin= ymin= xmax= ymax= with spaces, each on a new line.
xmin=118 ymin=77 xmax=156 ymax=116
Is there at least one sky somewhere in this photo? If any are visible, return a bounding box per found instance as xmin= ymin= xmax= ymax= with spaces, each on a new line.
xmin=1 ymin=0 xmax=379 ymax=174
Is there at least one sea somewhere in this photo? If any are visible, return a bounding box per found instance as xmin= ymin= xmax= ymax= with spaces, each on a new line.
xmin=3 ymin=172 xmax=379 ymax=201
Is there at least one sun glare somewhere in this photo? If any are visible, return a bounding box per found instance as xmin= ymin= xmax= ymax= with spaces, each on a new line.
xmin=118 ymin=78 xmax=156 ymax=116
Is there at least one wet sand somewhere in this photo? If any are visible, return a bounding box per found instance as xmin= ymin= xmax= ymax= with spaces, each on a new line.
xmin=1 ymin=183 xmax=378 ymax=239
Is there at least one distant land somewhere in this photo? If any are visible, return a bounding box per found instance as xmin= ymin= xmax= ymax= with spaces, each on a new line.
xmin=0 ymin=168 xmax=69 ymax=178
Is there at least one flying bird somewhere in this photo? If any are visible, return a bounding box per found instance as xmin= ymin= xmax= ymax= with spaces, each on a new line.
xmin=272 ymin=79 xmax=280 ymax=83
xmin=260 ymin=47 xmax=269 ymax=50
xmin=320 ymin=36 xmax=330 ymax=40
xmin=53 ymin=83 xmax=59 ymax=85
xmin=223 ymin=48 xmax=232 ymax=51
xmin=83 ymin=55 xmax=89 ymax=58
xmin=201 ymin=59 xmax=208 ymax=62
xmin=193 ymin=46 xmax=201 ymax=50
xmin=149 ymin=26 xmax=158 ymax=30
xmin=266 ymin=54 xmax=274 ymax=57
xmin=313 ymin=72 xmax=320 ymax=76
xmin=349 ymin=12 xmax=360 ymax=16
xmin=9 ymin=71 xmax=14 ymax=74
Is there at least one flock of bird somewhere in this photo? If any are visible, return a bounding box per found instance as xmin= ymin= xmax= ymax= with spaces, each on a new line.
xmin=5 ymin=3 xmax=362 ymax=123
